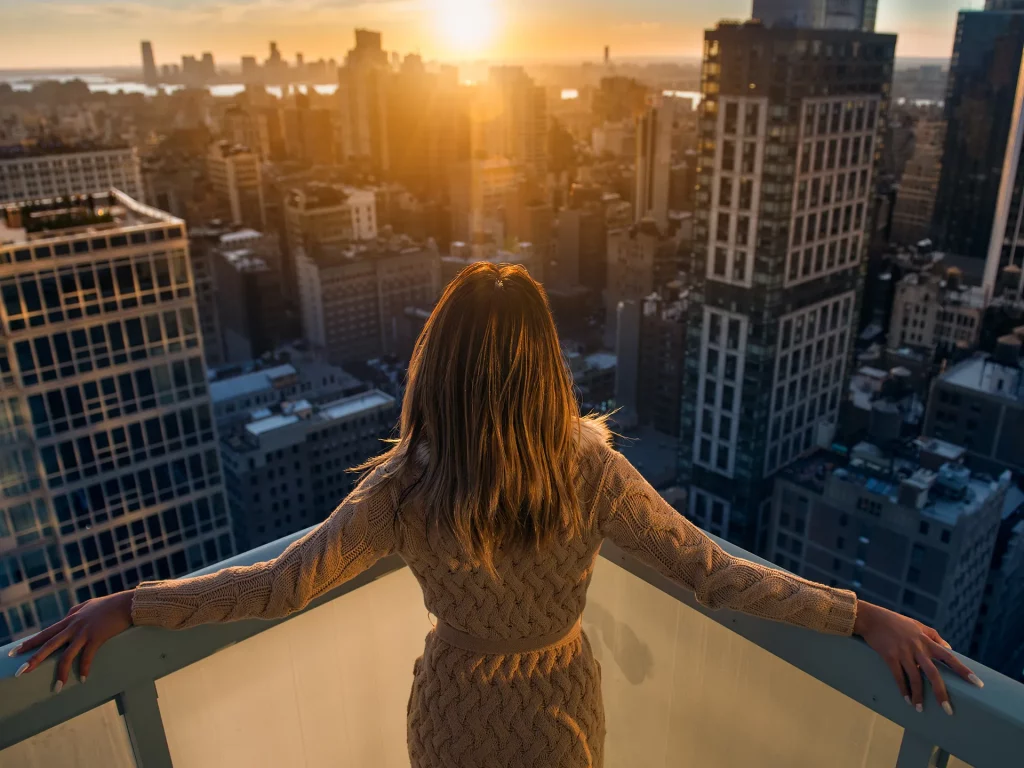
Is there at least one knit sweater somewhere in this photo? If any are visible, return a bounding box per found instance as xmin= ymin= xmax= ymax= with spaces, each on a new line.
xmin=132 ymin=417 xmax=857 ymax=766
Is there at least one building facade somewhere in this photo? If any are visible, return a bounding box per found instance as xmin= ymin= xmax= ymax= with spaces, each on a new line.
xmin=207 ymin=142 xmax=266 ymax=231
xmin=0 ymin=191 xmax=233 ymax=644
xmin=0 ymin=145 xmax=144 ymax=205
xmin=296 ymin=238 xmax=442 ymax=364
xmin=635 ymin=104 xmax=673 ymax=230
xmin=752 ymin=0 xmax=877 ymax=30
xmin=220 ymin=390 xmax=397 ymax=550
xmin=211 ymin=232 xmax=285 ymax=364
xmin=141 ymin=41 xmax=158 ymax=86
xmin=283 ymin=184 xmax=378 ymax=300
xmin=933 ymin=10 xmax=1024 ymax=261
xmin=891 ymin=120 xmax=944 ymax=245
xmin=769 ymin=439 xmax=1009 ymax=650
xmin=680 ymin=23 xmax=895 ymax=552
xmin=889 ymin=268 xmax=985 ymax=355
xmin=922 ymin=341 xmax=1024 ymax=475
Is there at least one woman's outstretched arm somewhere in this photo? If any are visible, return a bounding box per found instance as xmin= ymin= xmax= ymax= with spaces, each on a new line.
xmin=599 ymin=449 xmax=857 ymax=635
xmin=597 ymin=448 xmax=981 ymax=712
xmin=9 ymin=465 xmax=400 ymax=688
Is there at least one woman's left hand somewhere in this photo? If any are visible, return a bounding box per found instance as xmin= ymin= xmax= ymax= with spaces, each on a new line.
xmin=854 ymin=599 xmax=983 ymax=715
xmin=8 ymin=591 xmax=134 ymax=692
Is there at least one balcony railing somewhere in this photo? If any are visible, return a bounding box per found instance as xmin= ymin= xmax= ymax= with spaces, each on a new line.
xmin=1 ymin=531 xmax=1022 ymax=767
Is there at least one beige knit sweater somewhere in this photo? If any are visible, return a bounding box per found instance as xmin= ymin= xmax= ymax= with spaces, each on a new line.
xmin=132 ymin=417 xmax=857 ymax=767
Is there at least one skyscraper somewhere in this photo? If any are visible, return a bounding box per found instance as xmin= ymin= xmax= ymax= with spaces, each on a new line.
xmin=891 ymin=120 xmax=945 ymax=244
xmin=485 ymin=67 xmax=549 ymax=180
xmin=141 ymin=41 xmax=157 ymax=86
xmin=337 ymin=30 xmax=390 ymax=172
xmin=933 ymin=10 xmax=1024 ymax=262
xmin=635 ymin=102 xmax=673 ymax=229
xmin=752 ymin=0 xmax=876 ymax=30
xmin=679 ymin=22 xmax=895 ymax=552
xmin=0 ymin=191 xmax=234 ymax=644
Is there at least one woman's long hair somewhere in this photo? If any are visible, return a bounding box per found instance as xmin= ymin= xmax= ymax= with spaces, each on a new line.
xmin=358 ymin=262 xmax=586 ymax=569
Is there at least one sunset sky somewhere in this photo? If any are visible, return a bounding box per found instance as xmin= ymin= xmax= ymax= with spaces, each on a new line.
xmin=0 ymin=0 xmax=987 ymax=70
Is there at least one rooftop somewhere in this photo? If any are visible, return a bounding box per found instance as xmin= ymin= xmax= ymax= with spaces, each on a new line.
xmin=238 ymin=389 xmax=395 ymax=442
xmin=285 ymin=183 xmax=374 ymax=211
xmin=311 ymin=237 xmax=434 ymax=269
xmin=209 ymin=364 xmax=297 ymax=403
xmin=220 ymin=248 xmax=268 ymax=272
xmin=941 ymin=354 xmax=1024 ymax=403
xmin=0 ymin=141 xmax=132 ymax=161
xmin=218 ymin=228 xmax=263 ymax=245
xmin=780 ymin=439 xmax=1008 ymax=526
xmin=0 ymin=190 xmax=182 ymax=247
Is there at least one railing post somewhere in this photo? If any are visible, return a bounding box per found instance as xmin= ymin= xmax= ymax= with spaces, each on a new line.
xmin=896 ymin=731 xmax=950 ymax=768
xmin=119 ymin=681 xmax=173 ymax=768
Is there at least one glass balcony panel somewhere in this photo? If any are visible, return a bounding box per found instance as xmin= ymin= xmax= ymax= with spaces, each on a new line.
xmin=587 ymin=556 xmax=904 ymax=767
xmin=0 ymin=701 xmax=134 ymax=768
xmin=154 ymin=567 xmax=425 ymax=768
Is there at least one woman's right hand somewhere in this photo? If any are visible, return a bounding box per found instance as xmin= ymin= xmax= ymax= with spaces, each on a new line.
xmin=8 ymin=591 xmax=134 ymax=692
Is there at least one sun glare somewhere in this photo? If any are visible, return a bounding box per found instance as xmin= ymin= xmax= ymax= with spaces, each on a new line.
xmin=431 ymin=0 xmax=498 ymax=56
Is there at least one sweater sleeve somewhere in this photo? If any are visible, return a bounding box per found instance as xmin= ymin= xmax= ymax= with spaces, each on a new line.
xmin=600 ymin=450 xmax=857 ymax=636
xmin=131 ymin=465 xmax=399 ymax=630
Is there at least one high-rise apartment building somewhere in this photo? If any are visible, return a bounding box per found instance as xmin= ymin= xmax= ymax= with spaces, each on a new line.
xmin=0 ymin=144 xmax=144 ymax=205
xmin=207 ymin=142 xmax=266 ymax=231
xmin=220 ymin=390 xmax=397 ymax=550
xmin=680 ymin=22 xmax=895 ymax=552
xmin=891 ymin=120 xmax=944 ymax=244
xmin=141 ymin=41 xmax=158 ymax=86
xmin=635 ymin=103 xmax=673 ymax=229
xmin=769 ymin=439 xmax=1010 ymax=650
xmin=933 ymin=10 xmax=1024 ymax=261
xmin=0 ymin=191 xmax=234 ymax=645
xmin=752 ymin=0 xmax=876 ymax=30
xmin=296 ymin=237 xmax=441 ymax=364
xmin=987 ymin=1 xmax=1024 ymax=10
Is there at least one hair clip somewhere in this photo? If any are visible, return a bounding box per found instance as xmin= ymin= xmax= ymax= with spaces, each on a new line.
xmin=495 ymin=279 xmax=505 ymax=289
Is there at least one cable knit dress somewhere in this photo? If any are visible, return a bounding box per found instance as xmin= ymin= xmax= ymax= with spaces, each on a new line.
xmin=131 ymin=418 xmax=858 ymax=768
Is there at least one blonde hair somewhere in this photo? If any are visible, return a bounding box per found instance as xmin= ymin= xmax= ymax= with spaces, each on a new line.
xmin=359 ymin=262 xmax=586 ymax=569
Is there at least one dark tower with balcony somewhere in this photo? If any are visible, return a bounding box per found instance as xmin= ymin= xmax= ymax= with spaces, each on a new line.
xmin=678 ymin=21 xmax=895 ymax=553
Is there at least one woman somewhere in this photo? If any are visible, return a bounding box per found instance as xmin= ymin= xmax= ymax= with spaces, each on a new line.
xmin=12 ymin=263 xmax=980 ymax=766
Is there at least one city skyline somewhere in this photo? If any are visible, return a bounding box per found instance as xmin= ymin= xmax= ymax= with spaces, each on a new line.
xmin=0 ymin=0 xmax=987 ymax=69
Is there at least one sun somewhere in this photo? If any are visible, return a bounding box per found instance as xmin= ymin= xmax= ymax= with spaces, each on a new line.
xmin=431 ymin=0 xmax=499 ymax=56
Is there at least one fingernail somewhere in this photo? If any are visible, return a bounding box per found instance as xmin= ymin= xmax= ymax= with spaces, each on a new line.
xmin=968 ymin=674 xmax=984 ymax=689
xmin=80 ymin=676 xmax=87 ymax=684
xmin=7 ymin=645 xmax=20 ymax=657
xmin=15 ymin=662 xmax=28 ymax=678
xmin=904 ymin=695 xmax=912 ymax=706
xmin=53 ymin=680 xmax=63 ymax=694
xmin=942 ymin=701 xmax=953 ymax=716
xmin=915 ymin=703 xmax=923 ymax=713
